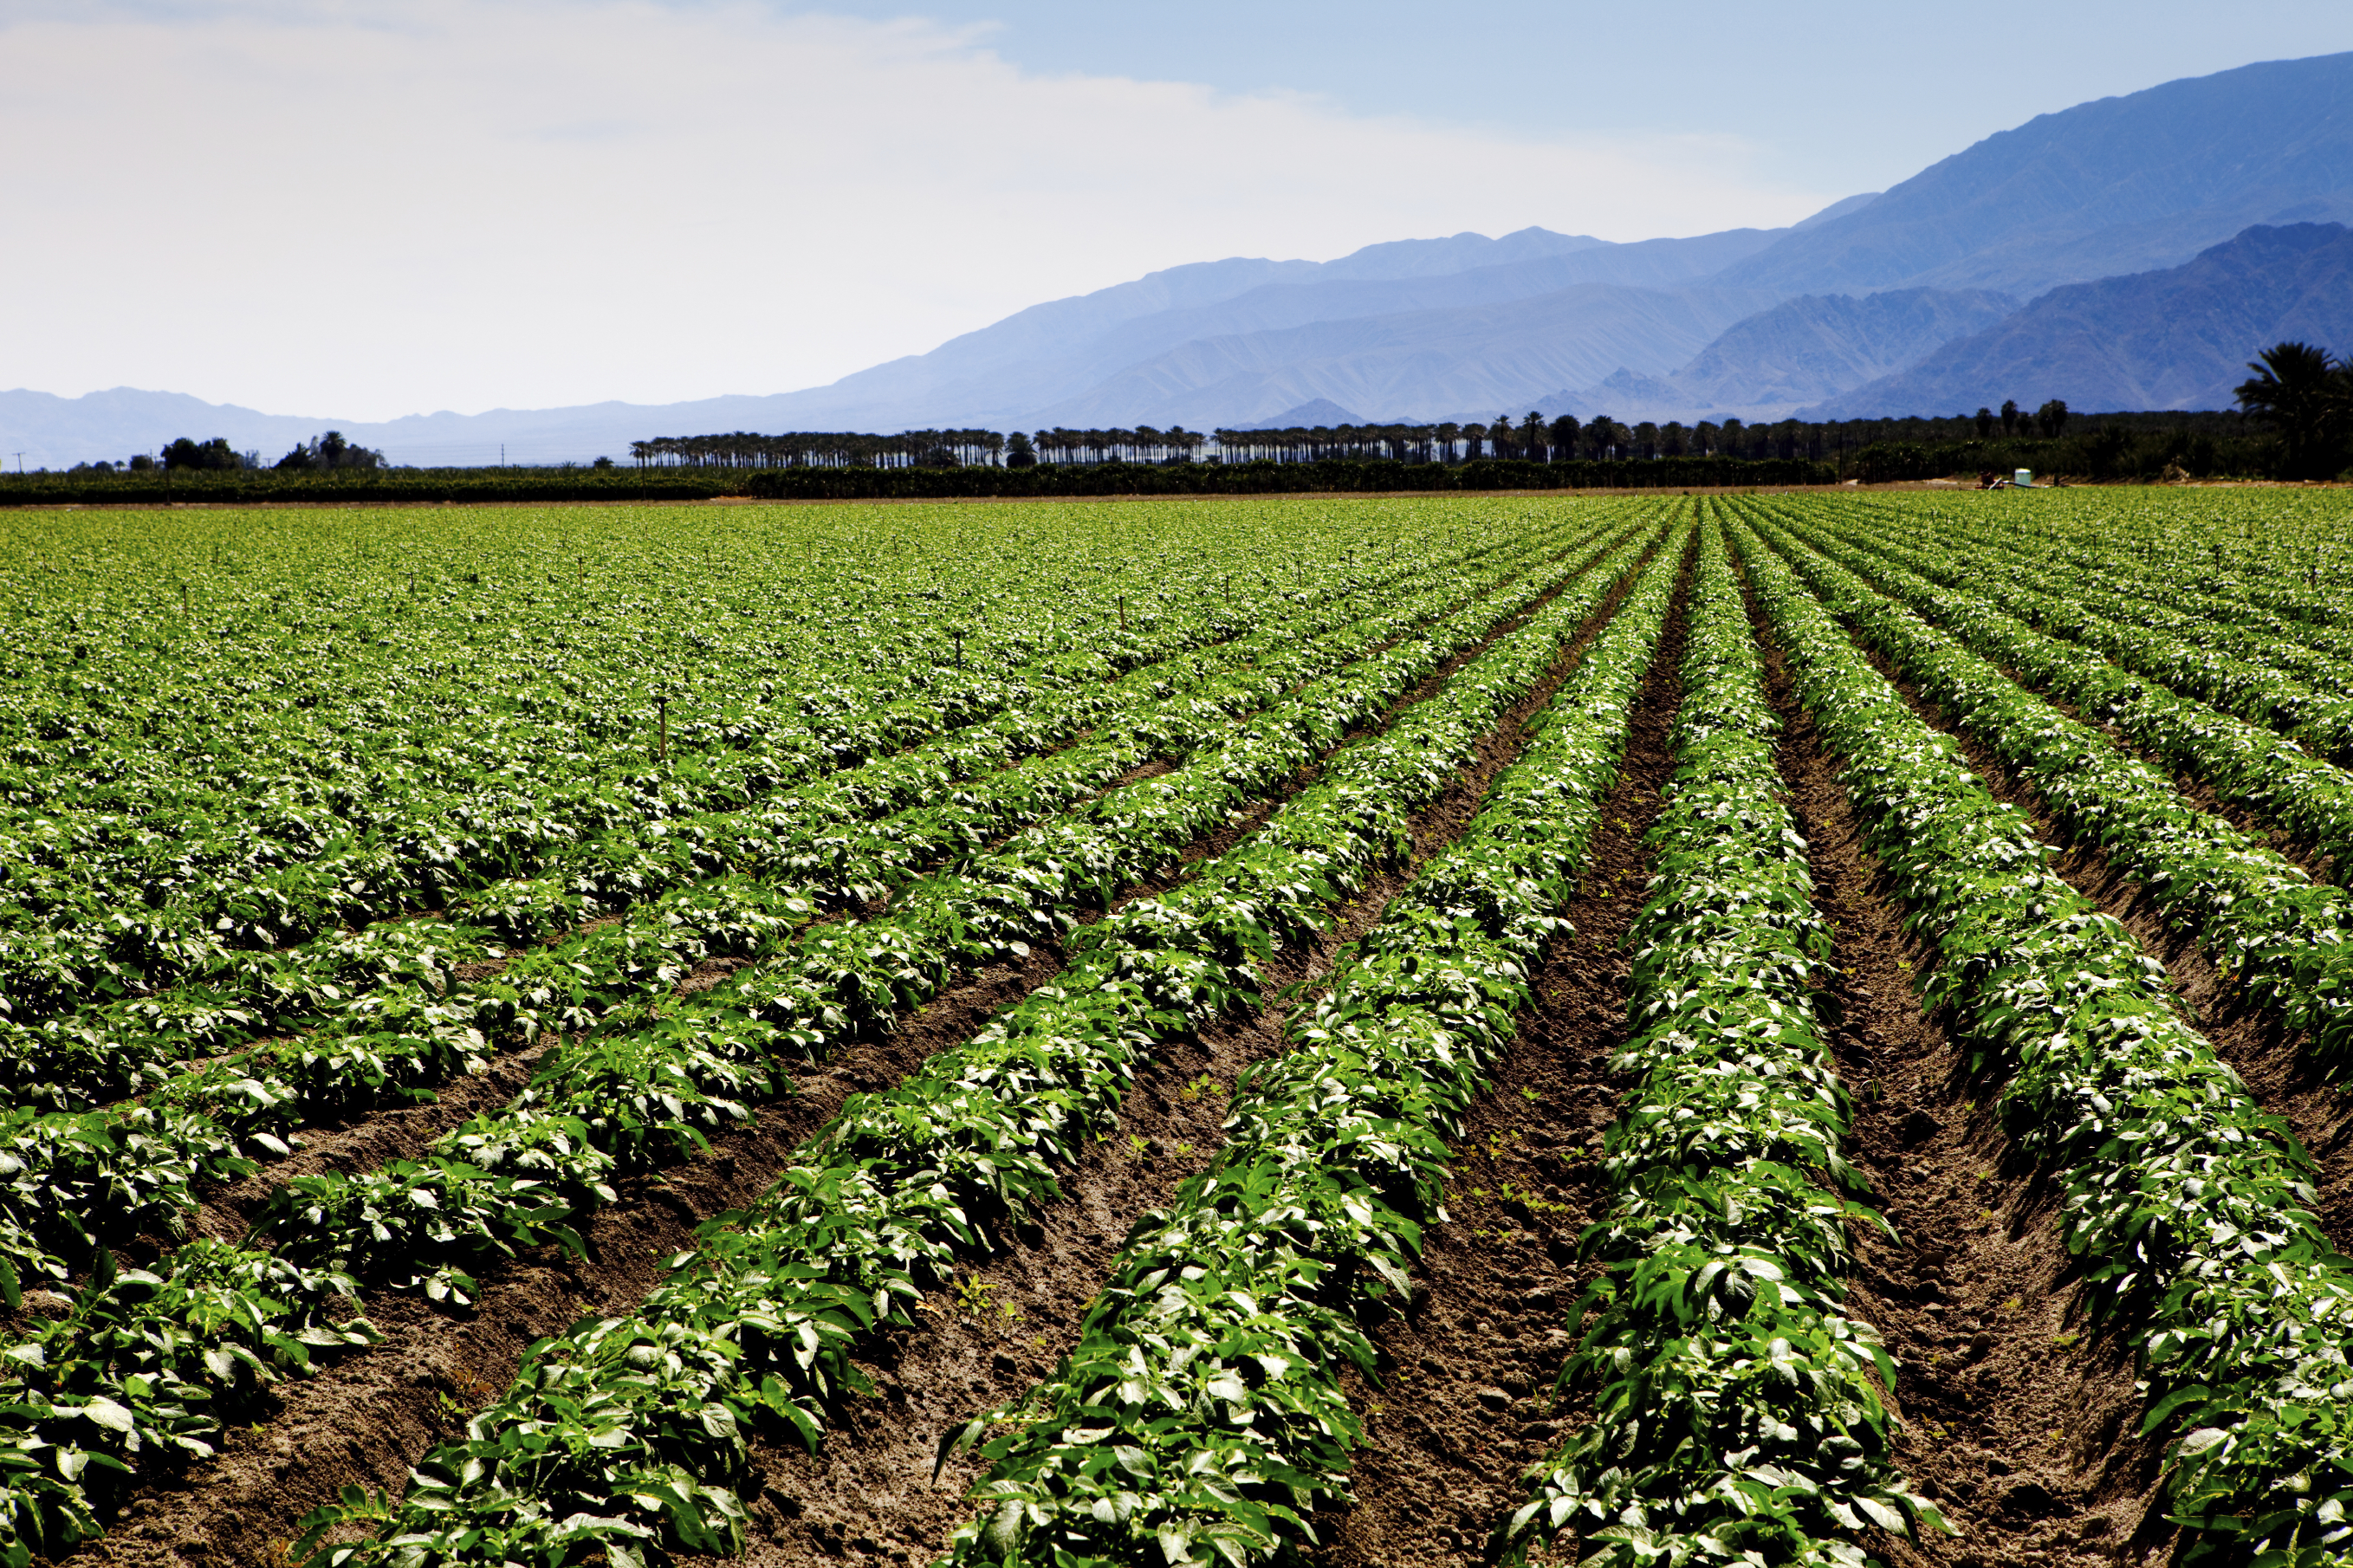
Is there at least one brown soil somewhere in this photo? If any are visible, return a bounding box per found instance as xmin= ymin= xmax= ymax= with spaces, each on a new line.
xmin=67 ymin=533 xmax=1641 ymax=1568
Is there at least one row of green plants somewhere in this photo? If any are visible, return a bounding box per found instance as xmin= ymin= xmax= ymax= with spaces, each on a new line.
xmin=250 ymin=528 xmax=1605 ymax=1292
xmin=0 ymin=518 xmax=1609 ymax=1302
xmin=1502 ymin=516 xmax=1939 ymax=1565
xmin=1731 ymin=503 xmax=2353 ymax=1566
xmin=1890 ymin=488 xmax=2353 ymax=631
xmin=1885 ymin=503 xmax=2353 ymax=726
xmin=1932 ymin=509 xmax=2353 ymax=677
xmin=1811 ymin=499 xmax=2353 ymax=768
xmin=1774 ymin=502 xmax=2353 ymax=875
xmin=1748 ymin=509 xmax=2353 ymax=1064
xmin=0 ymin=517 xmax=1561 ymax=1107
xmin=737 ymin=457 xmax=1839 ymax=499
xmin=0 ymin=470 xmax=751 ymax=507
xmin=0 ymin=513 xmax=1659 ymax=1565
xmin=925 ymin=527 xmax=1680 ymax=1565
xmin=282 ymin=514 xmax=1678 ymax=1566
xmin=3 ymin=509 xmax=1447 ymax=1028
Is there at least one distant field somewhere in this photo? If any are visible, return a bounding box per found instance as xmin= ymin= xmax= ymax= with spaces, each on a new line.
xmin=4 ymin=489 xmax=2352 ymax=1568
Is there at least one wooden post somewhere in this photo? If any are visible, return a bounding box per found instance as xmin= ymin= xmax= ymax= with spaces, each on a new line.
xmin=657 ymin=696 xmax=669 ymax=764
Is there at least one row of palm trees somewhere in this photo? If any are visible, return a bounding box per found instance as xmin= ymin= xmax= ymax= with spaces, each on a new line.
xmin=629 ymin=411 xmax=1997 ymax=471
xmin=630 ymin=431 xmax=1006 ymax=469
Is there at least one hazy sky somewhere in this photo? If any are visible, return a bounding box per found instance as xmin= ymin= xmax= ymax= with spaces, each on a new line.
xmin=9 ymin=1 xmax=2351 ymax=421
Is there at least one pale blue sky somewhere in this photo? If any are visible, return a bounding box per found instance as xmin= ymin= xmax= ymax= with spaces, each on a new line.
xmin=9 ymin=1 xmax=2350 ymax=418
xmin=787 ymin=0 xmax=2353 ymax=196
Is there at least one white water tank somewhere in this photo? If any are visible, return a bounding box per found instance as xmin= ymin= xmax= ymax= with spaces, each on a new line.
xmin=2014 ymin=468 xmax=2032 ymax=488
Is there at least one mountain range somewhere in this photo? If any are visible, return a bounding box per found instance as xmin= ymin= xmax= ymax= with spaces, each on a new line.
xmin=1804 ymin=222 xmax=2353 ymax=418
xmin=9 ymin=52 xmax=2352 ymax=466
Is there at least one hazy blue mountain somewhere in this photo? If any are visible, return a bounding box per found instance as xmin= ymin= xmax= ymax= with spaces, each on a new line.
xmin=1027 ymin=282 xmax=1781 ymax=429
xmin=1806 ymin=223 xmax=2353 ymax=418
xmin=1524 ymin=287 xmax=2019 ymax=424
xmin=0 ymin=386 xmax=873 ymax=470
xmin=1535 ymin=368 xmax=1695 ymax=422
xmin=16 ymin=52 xmax=2353 ymax=463
xmin=750 ymin=222 xmax=1805 ymax=431
xmin=1232 ymin=399 xmax=1367 ymax=430
xmin=1671 ymin=288 xmax=2019 ymax=405
xmin=0 ymin=387 xmax=339 ymax=468
xmin=1713 ymin=52 xmax=2353 ymax=298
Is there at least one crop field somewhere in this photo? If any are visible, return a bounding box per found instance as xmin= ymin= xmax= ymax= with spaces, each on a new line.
xmin=3 ymin=486 xmax=2352 ymax=1568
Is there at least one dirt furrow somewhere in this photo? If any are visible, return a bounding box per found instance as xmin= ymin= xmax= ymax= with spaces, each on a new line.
xmin=1748 ymin=583 xmax=2174 ymax=1568
xmin=1298 ymin=533 xmax=1694 ymax=1568
xmin=75 ymin=541 xmax=1643 ymax=1568
xmin=1851 ymin=642 xmax=2353 ymax=1253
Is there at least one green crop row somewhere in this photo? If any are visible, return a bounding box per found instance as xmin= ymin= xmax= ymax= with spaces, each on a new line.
xmin=0 ymin=519 xmax=1608 ymax=1303
xmin=927 ymin=524 xmax=1680 ymax=1566
xmin=0 ymin=513 xmax=1660 ymax=1567
xmin=0 ymin=515 xmax=1451 ymax=1030
xmin=0 ymin=517 xmax=1566 ymax=1111
xmin=282 ymin=512 xmax=1677 ymax=1568
xmin=1857 ymin=489 xmax=2353 ymax=634
xmin=1502 ymin=515 xmax=1938 ymax=1566
xmin=1765 ymin=501 xmax=2353 ymax=880
xmin=1750 ymin=512 xmax=2353 ymax=1066
xmin=1809 ymin=500 xmax=2353 ymax=768
xmin=1891 ymin=502 xmax=2353 ymax=716
xmin=1731 ymin=505 xmax=2353 ymax=1566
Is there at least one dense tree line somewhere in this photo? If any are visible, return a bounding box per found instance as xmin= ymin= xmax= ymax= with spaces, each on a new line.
xmin=32 ymin=346 xmax=2348 ymax=491
xmin=0 ymin=454 xmax=1834 ymax=508
xmin=273 ymin=431 xmax=385 ymax=471
xmin=630 ymin=431 xmax=1005 ymax=469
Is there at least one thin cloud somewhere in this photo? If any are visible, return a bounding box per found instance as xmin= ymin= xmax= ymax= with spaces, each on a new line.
xmin=3 ymin=0 xmax=1834 ymax=420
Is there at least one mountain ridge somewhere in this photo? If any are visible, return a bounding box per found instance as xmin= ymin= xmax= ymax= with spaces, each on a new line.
xmin=1803 ymin=222 xmax=2353 ymax=418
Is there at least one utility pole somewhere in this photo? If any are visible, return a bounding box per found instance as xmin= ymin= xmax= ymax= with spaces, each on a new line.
xmin=10 ymin=453 xmax=22 ymax=474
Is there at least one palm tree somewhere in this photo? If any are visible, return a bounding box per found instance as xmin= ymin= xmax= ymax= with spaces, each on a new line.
xmin=2237 ymin=341 xmax=2346 ymax=477
xmin=1547 ymin=415 xmax=1578 ymax=462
